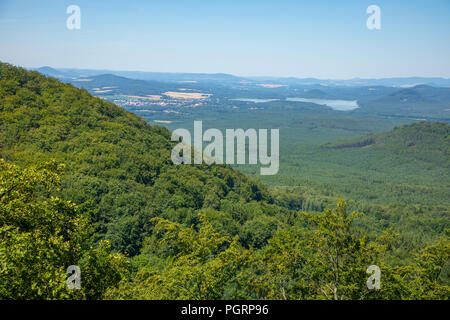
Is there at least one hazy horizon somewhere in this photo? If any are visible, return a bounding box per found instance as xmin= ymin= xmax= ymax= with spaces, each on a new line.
xmin=1 ymin=0 xmax=449 ymax=78
xmin=20 ymin=64 xmax=450 ymax=81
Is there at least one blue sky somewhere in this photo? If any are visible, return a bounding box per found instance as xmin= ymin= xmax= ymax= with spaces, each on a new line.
xmin=0 ymin=0 xmax=449 ymax=78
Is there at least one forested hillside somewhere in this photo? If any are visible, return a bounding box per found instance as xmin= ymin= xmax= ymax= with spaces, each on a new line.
xmin=326 ymin=121 xmax=449 ymax=166
xmin=0 ymin=62 xmax=448 ymax=300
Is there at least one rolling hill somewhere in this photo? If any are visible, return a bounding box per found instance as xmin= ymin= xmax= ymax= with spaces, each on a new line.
xmin=0 ymin=62 xmax=285 ymax=256
xmin=325 ymin=121 xmax=449 ymax=167
xmin=1 ymin=62 xmax=448 ymax=300
xmin=359 ymin=85 xmax=450 ymax=119
xmin=68 ymin=73 xmax=177 ymax=96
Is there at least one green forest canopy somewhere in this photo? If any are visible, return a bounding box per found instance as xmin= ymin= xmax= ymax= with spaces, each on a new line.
xmin=0 ymin=62 xmax=448 ymax=299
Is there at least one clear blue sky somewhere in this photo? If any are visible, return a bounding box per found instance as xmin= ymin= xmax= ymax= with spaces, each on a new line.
xmin=0 ymin=0 xmax=449 ymax=78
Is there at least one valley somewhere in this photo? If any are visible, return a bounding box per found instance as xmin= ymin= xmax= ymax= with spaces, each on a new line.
xmin=1 ymin=0 xmax=449 ymax=303
xmin=1 ymin=63 xmax=448 ymax=300
xmin=49 ymin=67 xmax=449 ymax=208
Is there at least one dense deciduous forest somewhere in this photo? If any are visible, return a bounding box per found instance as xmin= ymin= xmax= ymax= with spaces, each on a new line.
xmin=0 ymin=63 xmax=448 ymax=299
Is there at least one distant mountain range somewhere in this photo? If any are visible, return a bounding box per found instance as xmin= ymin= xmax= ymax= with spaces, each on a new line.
xmin=33 ymin=66 xmax=242 ymax=84
xmin=30 ymin=66 xmax=450 ymax=120
xmin=33 ymin=66 xmax=450 ymax=87
xmin=247 ymin=76 xmax=450 ymax=87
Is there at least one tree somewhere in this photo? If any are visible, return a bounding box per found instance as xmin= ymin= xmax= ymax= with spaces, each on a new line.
xmin=246 ymin=200 xmax=405 ymax=300
xmin=106 ymin=214 xmax=251 ymax=299
xmin=0 ymin=159 xmax=128 ymax=299
xmin=404 ymin=229 xmax=450 ymax=299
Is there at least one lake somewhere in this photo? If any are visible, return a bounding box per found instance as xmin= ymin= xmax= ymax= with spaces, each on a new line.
xmin=286 ymin=98 xmax=359 ymax=111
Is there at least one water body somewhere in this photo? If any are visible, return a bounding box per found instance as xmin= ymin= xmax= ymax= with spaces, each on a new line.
xmin=286 ymin=98 xmax=359 ymax=111
xmin=231 ymin=98 xmax=279 ymax=103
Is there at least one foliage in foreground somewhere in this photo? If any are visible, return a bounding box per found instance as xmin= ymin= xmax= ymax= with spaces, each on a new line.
xmin=0 ymin=159 xmax=128 ymax=299
xmin=0 ymin=159 xmax=448 ymax=300
xmin=0 ymin=63 xmax=448 ymax=300
xmin=107 ymin=201 xmax=449 ymax=300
